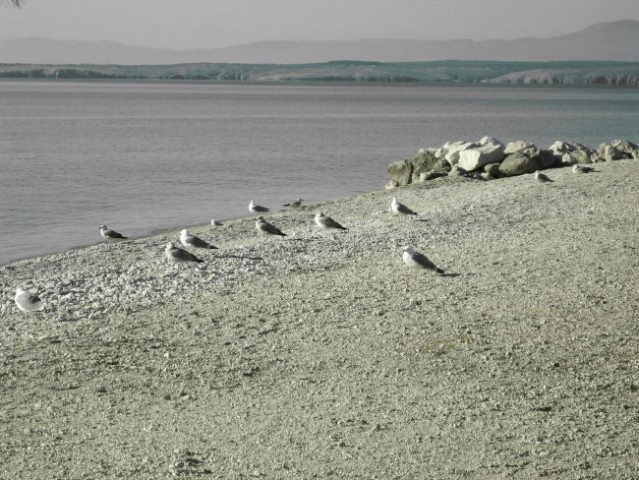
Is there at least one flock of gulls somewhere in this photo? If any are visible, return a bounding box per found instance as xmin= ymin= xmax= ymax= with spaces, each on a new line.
xmin=13 ymin=195 xmax=446 ymax=314
xmin=14 ymin=166 xmax=587 ymax=313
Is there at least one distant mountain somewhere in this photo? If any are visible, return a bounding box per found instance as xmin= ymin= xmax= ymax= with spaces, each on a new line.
xmin=1 ymin=20 xmax=638 ymax=65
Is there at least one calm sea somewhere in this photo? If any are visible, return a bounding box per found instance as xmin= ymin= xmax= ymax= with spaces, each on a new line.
xmin=1 ymin=81 xmax=638 ymax=265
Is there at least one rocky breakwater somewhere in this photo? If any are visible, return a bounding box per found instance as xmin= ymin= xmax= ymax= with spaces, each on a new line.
xmin=387 ymin=137 xmax=639 ymax=187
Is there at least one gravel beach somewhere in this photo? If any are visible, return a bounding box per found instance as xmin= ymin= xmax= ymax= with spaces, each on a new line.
xmin=1 ymin=160 xmax=638 ymax=479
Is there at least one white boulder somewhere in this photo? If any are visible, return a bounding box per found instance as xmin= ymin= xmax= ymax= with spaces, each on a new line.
xmin=457 ymin=141 xmax=505 ymax=172
xmin=504 ymin=140 xmax=535 ymax=155
xmin=442 ymin=141 xmax=477 ymax=166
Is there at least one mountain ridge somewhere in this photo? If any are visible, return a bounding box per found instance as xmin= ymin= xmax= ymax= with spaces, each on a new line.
xmin=0 ymin=19 xmax=638 ymax=65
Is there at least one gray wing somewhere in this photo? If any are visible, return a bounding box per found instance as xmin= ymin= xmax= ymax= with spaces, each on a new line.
xmin=261 ymin=221 xmax=286 ymax=236
xmin=397 ymin=203 xmax=418 ymax=215
xmin=413 ymin=251 xmax=444 ymax=273
xmin=188 ymin=235 xmax=217 ymax=249
xmin=323 ymin=216 xmax=347 ymax=230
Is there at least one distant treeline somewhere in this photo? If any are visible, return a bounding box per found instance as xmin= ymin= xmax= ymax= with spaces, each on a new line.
xmin=1 ymin=60 xmax=638 ymax=86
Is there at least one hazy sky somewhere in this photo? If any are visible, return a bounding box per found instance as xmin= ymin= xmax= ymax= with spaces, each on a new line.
xmin=2 ymin=0 xmax=638 ymax=50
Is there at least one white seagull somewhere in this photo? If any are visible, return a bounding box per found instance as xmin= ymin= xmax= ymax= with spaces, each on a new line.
xmin=315 ymin=211 xmax=347 ymax=231
xmin=402 ymin=246 xmax=445 ymax=274
xmin=165 ymin=242 xmax=204 ymax=264
xmin=256 ymin=216 xmax=286 ymax=237
xmin=390 ymin=197 xmax=418 ymax=216
xmin=283 ymin=198 xmax=304 ymax=208
xmin=573 ymin=164 xmax=596 ymax=173
xmin=180 ymin=229 xmax=217 ymax=250
xmin=210 ymin=218 xmax=224 ymax=227
xmin=15 ymin=287 xmax=44 ymax=313
xmin=535 ymin=170 xmax=554 ymax=183
xmin=249 ymin=200 xmax=269 ymax=214
xmin=99 ymin=225 xmax=128 ymax=242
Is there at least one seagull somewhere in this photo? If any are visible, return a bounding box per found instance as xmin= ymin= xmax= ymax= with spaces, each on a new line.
xmin=99 ymin=225 xmax=127 ymax=242
xmin=283 ymin=198 xmax=304 ymax=209
xmin=573 ymin=164 xmax=596 ymax=173
xmin=535 ymin=171 xmax=554 ymax=183
xmin=165 ymin=242 xmax=204 ymax=263
xmin=402 ymin=246 xmax=444 ymax=274
xmin=249 ymin=200 xmax=269 ymax=214
xmin=210 ymin=218 xmax=224 ymax=227
xmin=180 ymin=229 xmax=217 ymax=250
xmin=256 ymin=216 xmax=286 ymax=237
xmin=315 ymin=211 xmax=347 ymax=231
xmin=390 ymin=196 xmax=418 ymax=216
xmin=15 ymin=287 xmax=44 ymax=313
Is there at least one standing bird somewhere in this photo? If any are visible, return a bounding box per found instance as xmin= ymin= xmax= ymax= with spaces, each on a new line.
xmin=249 ymin=200 xmax=269 ymax=214
xmin=573 ymin=164 xmax=596 ymax=173
xmin=283 ymin=198 xmax=304 ymax=209
xmin=535 ymin=170 xmax=554 ymax=183
xmin=315 ymin=211 xmax=347 ymax=231
xmin=180 ymin=229 xmax=217 ymax=250
xmin=99 ymin=225 xmax=128 ymax=242
xmin=15 ymin=287 xmax=44 ymax=313
xmin=390 ymin=196 xmax=418 ymax=216
xmin=165 ymin=242 xmax=204 ymax=264
xmin=256 ymin=216 xmax=286 ymax=237
xmin=402 ymin=246 xmax=445 ymax=274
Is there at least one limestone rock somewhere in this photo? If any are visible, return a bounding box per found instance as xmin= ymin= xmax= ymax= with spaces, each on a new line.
xmin=419 ymin=171 xmax=448 ymax=182
xmin=548 ymin=140 xmax=596 ymax=165
xmin=387 ymin=159 xmax=413 ymax=186
xmin=443 ymin=141 xmax=477 ymax=166
xmin=457 ymin=142 xmax=505 ymax=172
xmin=604 ymin=139 xmax=639 ymax=159
xmin=411 ymin=150 xmax=450 ymax=182
xmin=385 ymin=179 xmax=399 ymax=190
xmin=448 ymin=165 xmax=468 ymax=177
xmin=483 ymin=162 xmax=502 ymax=179
xmin=498 ymin=148 xmax=557 ymax=176
xmin=504 ymin=140 xmax=535 ymax=155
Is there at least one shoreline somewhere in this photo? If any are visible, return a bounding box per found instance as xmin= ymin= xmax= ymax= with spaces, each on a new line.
xmin=2 ymin=160 xmax=639 ymax=478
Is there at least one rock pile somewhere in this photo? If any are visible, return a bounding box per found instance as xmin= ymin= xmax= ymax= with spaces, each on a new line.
xmin=387 ymin=137 xmax=639 ymax=187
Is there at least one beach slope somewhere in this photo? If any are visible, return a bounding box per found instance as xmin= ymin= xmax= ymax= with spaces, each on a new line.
xmin=1 ymin=161 xmax=638 ymax=478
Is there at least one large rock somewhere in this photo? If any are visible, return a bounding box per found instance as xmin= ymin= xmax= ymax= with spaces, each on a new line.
xmin=600 ymin=139 xmax=639 ymax=160
xmin=457 ymin=142 xmax=505 ymax=172
xmin=443 ymin=141 xmax=477 ymax=166
xmin=504 ymin=140 xmax=535 ymax=155
xmin=498 ymin=148 xmax=557 ymax=176
xmin=548 ymin=140 xmax=596 ymax=165
xmin=483 ymin=162 xmax=502 ymax=179
xmin=411 ymin=149 xmax=450 ymax=182
xmin=387 ymin=159 xmax=413 ymax=186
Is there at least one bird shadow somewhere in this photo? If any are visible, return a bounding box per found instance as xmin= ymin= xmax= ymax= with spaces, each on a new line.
xmin=439 ymin=272 xmax=462 ymax=278
xmin=438 ymin=271 xmax=480 ymax=278
xmin=217 ymin=254 xmax=263 ymax=261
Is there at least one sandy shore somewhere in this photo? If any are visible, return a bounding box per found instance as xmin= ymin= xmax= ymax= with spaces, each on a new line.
xmin=1 ymin=160 xmax=638 ymax=479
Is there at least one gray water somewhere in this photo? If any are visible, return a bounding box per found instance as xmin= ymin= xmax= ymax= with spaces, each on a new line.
xmin=1 ymin=81 xmax=638 ymax=265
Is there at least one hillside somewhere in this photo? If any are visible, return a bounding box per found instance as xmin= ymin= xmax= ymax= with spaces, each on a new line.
xmin=0 ymin=20 xmax=638 ymax=64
